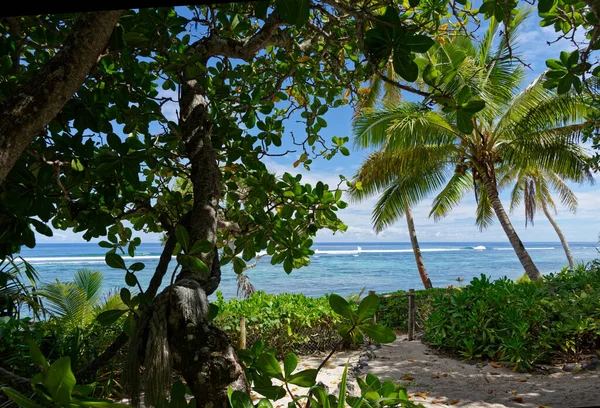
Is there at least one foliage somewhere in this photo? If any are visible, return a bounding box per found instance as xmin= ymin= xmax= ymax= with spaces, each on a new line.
xmin=38 ymin=269 xmax=126 ymax=331
xmin=375 ymin=288 xmax=450 ymax=332
xmin=214 ymin=291 xmax=342 ymax=355
xmin=424 ymin=264 xmax=600 ymax=370
xmin=1 ymin=340 xmax=128 ymax=408
xmin=227 ymin=293 xmax=418 ymax=408
xmin=0 ymin=257 xmax=41 ymax=318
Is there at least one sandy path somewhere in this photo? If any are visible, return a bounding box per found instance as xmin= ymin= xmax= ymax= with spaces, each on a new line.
xmin=270 ymin=336 xmax=599 ymax=408
xmin=365 ymin=336 xmax=600 ymax=408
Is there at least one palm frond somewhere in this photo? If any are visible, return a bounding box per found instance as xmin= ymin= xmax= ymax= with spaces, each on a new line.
xmin=429 ymin=171 xmax=473 ymax=221
xmin=371 ymin=166 xmax=451 ymax=232
xmin=474 ymin=181 xmax=495 ymax=231
xmin=73 ymin=269 xmax=103 ymax=305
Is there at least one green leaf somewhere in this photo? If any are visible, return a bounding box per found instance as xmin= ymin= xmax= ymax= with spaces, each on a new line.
xmin=288 ymin=369 xmax=318 ymax=387
xmin=538 ymin=0 xmax=555 ymax=13
xmin=190 ymin=240 xmax=213 ymax=255
xmin=44 ymin=357 xmax=76 ymax=404
xmin=393 ymin=52 xmax=418 ymax=82
xmin=256 ymin=399 xmax=274 ymax=408
xmin=357 ymin=293 xmax=380 ymax=322
xmin=455 ymin=86 xmax=472 ymax=105
xmin=123 ymin=32 xmax=149 ymax=46
xmin=71 ymin=159 xmax=84 ymax=172
xmin=283 ymin=353 xmax=298 ymax=379
xmin=129 ymin=262 xmax=145 ymax=271
xmin=256 ymin=353 xmax=283 ymax=381
xmin=228 ymin=390 xmax=254 ymax=408
xmin=188 ymin=256 xmax=209 ymax=275
xmin=28 ymin=339 xmax=49 ymax=370
xmin=232 ymin=257 xmax=246 ymax=274
xmin=207 ymin=303 xmax=219 ymax=321
xmin=1 ymin=388 xmax=45 ymax=408
xmin=337 ymin=364 xmax=348 ymax=408
xmin=120 ymin=288 xmax=131 ymax=304
xmin=359 ymin=324 xmax=396 ymax=344
xmin=72 ymin=385 xmax=95 ymax=397
xmin=403 ymin=34 xmax=434 ymax=53
xmin=97 ymin=309 xmax=127 ymax=326
xmin=423 ymin=64 xmax=441 ymax=86
xmin=253 ymin=386 xmax=286 ymax=401
xmin=557 ymin=74 xmax=573 ymax=94
xmin=329 ymin=294 xmax=356 ymax=321
xmin=567 ymin=50 xmax=579 ymax=68
xmin=545 ymin=59 xmax=564 ymax=70
xmin=456 ymin=110 xmax=474 ymax=133
xmin=125 ymin=272 xmax=137 ymax=287
xmin=461 ymin=100 xmax=486 ymax=114
xmin=175 ymin=225 xmax=190 ymax=252
xmin=105 ymin=253 xmax=127 ymax=270
xmin=123 ymin=312 xmax=136 ymax=337
xmin=275 ymin=0 xmax=310 ymax=28
xmin=255 ymin=1 xmax=270 ymax=20
xmin=169 ymin=380 xmax=187 ymax=408
xmin=408 ymin=0 xmax=420 ymax=7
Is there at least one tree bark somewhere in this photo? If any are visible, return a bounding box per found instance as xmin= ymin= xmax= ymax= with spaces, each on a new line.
xmin=480 ymin=169 xmax=543 ymax=280
xmin=405 ymin=205 xmax=432 ymax=289
xmin=0 ymin=11 xmax=122 ymax=184
xmin=164 ymin=79 xmax=247 ymax=407
xmin=542 ymin=202 xmax=576 ymax=268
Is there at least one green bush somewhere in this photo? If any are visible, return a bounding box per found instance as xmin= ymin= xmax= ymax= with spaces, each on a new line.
xmin=423 ymin=264 xmax=600 ymax=370
xmin=214 ymin=291 xmax=345 ymax=355
xmin=376 ymin=288 xmax=451 ymax=331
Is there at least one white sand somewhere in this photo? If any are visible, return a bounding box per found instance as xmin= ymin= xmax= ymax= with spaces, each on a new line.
xmin=268 ymin=336 xmax=600 ymax=408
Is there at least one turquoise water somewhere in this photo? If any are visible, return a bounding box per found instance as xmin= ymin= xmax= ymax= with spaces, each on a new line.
xmin=17 ymin=242 xmax=599 ymax=299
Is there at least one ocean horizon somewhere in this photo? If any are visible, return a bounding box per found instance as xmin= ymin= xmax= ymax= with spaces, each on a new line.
xmin=14 ymin=241 xmax=599 ymax=299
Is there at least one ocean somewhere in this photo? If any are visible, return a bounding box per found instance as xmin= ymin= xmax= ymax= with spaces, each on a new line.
xmin=16 ymin=242 xmax=599 ymax=299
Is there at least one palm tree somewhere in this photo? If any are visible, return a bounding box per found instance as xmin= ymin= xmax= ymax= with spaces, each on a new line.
xmin=38 ymin=269 xmax=125 ymax=330
xmin=498 ymin=166 xmax=594 ymax=268
xmin=351 ymin=68 xmax=433 ymax=289
xmin=352 ymin=11 xmax=592 ymax=281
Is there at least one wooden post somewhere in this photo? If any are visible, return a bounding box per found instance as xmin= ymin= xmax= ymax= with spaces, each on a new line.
xmin=408 ymin=289 xmax=415 ymax=341
xmin=239 ymin=316 xmax=247 ymax=350
xmin=368 ymin=290 xmax=377 ymax=325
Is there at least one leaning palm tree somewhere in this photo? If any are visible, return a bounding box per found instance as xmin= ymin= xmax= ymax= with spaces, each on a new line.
xmin=498 ymin=166 xmax=594 ymax=268
xmin=353 ymin=11 xmax=593 ymax=281
xmin=351 ymin=68 xmax=433 ymax=289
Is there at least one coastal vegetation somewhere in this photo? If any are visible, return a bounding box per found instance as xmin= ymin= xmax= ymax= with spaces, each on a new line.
xmin=0 ymin=0 xmax=599 ymax=407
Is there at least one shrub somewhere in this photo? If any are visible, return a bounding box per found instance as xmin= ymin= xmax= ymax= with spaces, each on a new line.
xmin=423 ymin=264 xmax=600 ymax=370
xmin=376 ymin=288 xmax=451 ymax=331
xmin=214 ymin=291 xmax=344 ymax=355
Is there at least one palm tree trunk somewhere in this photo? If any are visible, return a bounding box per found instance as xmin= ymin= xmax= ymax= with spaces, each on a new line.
xmin=405 ymin=205 xmax=433 ymax=289
xmin=481 ymin=171 xmax=543 ymax=280
xmin=541 ymin=202 xmax=576 ymax=268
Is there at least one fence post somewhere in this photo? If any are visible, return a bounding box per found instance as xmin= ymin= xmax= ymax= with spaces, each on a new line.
xmin=408 ymin=289 xmax=415 ymax=341
xmin=239 ymin=316 xmax=247 ymax=350
xmin=368 ymin=290 xmax=377 ymax=325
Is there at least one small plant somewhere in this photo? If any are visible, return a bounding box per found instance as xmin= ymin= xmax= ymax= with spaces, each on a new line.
xmin=1 ymin=340 xmax=129 ymax=408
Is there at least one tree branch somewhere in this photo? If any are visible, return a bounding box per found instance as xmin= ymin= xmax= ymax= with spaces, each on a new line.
xmin=0 ymin=10 xmax=123 ymax=184
xmin=192 ymin=12 xmax=284 ymax=61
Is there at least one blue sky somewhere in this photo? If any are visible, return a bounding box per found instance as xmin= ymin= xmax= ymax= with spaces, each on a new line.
xmin=41 ymin=8 xmax=600 ymax=244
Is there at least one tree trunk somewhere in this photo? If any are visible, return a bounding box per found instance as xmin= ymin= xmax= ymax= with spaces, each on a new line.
xmin=166 ymin=79 xmax=247 ymax=407
xmin=405 ymin=205 xmax=432 ymax=289
xmin=542 ymin=202 xmax=576 ymax=268
xmin=480 ymin=169 xmax=543 ymax=280
xmin=0 ymin=11 xmax=122 ymax=184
